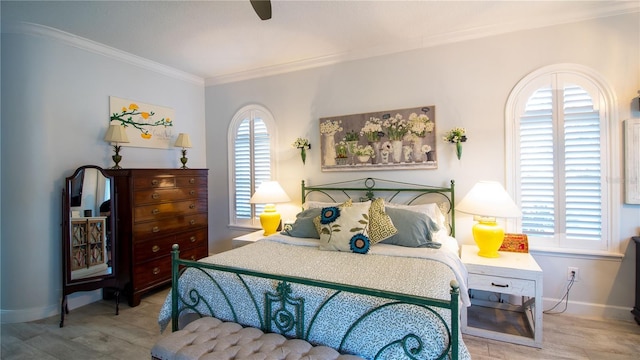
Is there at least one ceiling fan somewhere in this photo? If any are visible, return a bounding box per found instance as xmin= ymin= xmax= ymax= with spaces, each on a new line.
xmin=250 ymin=0 xmax=272 ymax=20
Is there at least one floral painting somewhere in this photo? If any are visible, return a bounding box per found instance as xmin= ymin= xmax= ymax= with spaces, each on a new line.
xmin=319 ymin=106 xmax=437 ymax=171
xmin=109 ymin=96 xmax=175 ymax=149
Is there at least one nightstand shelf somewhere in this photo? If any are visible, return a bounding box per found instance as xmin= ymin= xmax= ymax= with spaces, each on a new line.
xmin=461 ymin=244 xmax=543 ymax=348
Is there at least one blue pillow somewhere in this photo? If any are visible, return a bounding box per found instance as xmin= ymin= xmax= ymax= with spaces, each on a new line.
xmin=382 ymin=207 xmax=441 ymax=248
xmin=281 ymin=208 xmax=322 ymax=238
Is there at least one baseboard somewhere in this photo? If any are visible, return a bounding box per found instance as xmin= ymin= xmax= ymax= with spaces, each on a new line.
xmin=1 ymin=290 xmax=102 ymax=324
xmin=542 ymin=297 xmax=635 ymax=322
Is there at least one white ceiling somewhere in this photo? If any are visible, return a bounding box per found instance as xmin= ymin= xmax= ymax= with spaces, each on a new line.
xmin=2 ymin=1 xmax=638 ymax=84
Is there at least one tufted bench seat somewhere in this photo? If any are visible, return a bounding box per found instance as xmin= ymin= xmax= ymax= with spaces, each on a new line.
xmin=151 ymin=317 xmax=364 ymax=360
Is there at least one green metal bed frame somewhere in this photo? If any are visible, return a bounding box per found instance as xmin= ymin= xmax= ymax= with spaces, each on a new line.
xmin=168 ymin=178 xmax=462 ymax=360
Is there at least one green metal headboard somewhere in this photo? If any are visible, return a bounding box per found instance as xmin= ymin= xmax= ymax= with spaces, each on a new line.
xmin=301 ymin=177 xmax=456 ymax=237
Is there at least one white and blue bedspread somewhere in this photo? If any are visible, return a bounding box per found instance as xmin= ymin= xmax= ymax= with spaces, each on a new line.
xmin=157 ymin=234 xmax=471 ymax=360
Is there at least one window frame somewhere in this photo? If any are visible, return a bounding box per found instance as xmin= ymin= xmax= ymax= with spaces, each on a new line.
xmin=227 ymin=104 xmax=278 ymax=230
xmin=505 ymin=64 xmax=622 ymax=258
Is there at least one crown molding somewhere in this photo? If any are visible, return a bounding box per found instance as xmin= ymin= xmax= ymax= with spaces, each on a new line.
xmin=205 ymin=2 xmax=640 ymax=86
xmin=2 ymin=21 xmax=204 ymax=86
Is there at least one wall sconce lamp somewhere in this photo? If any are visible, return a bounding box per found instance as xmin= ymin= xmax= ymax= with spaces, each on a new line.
xmin=457 ymin=181 xmax=522 ymax=258
xmin=104 ymin=124 xmax=130 ymax=169
xmin=174 ymin=133 xmax=192 ymax=169
xmin=249 ymin=181 xmax=291 ymax=236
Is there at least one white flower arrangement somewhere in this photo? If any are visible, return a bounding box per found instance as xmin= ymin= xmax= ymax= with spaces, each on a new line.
xmin=422 ymin=144 xmax=432 ymax=153
xmin=443 ymin=127 xmax=467 ymax=143
xmin=408 ymin=113 xmax=434 ymax=137
xmin=360 ymin=116 xmax=383 ymax=142
xmin=292 ymin=137 xmax=310 ymax=149
xmin=354 ymin=144 xmax=375 ymax=157
xmin=382 ymin=113 xmax=409 ymax=141
xmin=381 ymin=141 xmax=392 ymax=151
xmin=320 ymin=119 xmax=343 ymax=135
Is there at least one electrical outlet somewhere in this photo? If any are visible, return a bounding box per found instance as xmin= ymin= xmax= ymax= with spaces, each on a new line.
xmin=567 ymin=267 xmax=579 ymax=281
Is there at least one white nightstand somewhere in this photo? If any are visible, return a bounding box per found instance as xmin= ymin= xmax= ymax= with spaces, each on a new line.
xmin=232 ymin=230 xmax=267 ymax=248
xmin=461 ymin=244 xmax=543 ymax=348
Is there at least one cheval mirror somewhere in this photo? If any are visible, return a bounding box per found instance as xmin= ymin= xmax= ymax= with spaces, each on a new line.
xmin=60 ymin=165 xmax=119 ymax=327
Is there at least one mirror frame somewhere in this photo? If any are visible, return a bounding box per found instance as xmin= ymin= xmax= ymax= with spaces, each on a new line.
xmin=61 ymin=165 xmax=118 ymax=326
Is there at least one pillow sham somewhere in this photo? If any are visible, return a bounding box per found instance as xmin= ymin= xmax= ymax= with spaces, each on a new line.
xmin=367 ymin=198 xmax=397 ymax=244
xmin=385 ymin=202 xmax=446 ymax=229
xmin=382 ymin=207 xmax=441 ymax=248
xmin=280 ymin=208 xmax=322 ymax=238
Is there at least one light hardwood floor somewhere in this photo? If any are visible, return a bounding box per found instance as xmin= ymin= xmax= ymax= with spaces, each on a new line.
xmin=2 ymin=287 xmax=639 ymax=359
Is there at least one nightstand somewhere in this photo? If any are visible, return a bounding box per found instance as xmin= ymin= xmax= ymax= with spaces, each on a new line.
xmin=461 ymin=244 xmax=543 ymax=348
xmin=232 ymin=230 xmax=267 ymax=248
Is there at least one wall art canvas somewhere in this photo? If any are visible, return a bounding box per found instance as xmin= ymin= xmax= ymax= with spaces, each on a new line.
xmin=319 ymin=105 xmax=437 ymax=172
xmin=109 ymin=96 xmax=175 ymax=149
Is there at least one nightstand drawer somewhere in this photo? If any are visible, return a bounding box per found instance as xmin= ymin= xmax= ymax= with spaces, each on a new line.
xmin=468 ymin=273 xmax=535 ymax=296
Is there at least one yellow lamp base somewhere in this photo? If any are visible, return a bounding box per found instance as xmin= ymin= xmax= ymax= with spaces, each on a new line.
xmin=259 ymin=204 xmax=281 ymax=236
xmin=472 ymin=219 xmax=505 ymax=258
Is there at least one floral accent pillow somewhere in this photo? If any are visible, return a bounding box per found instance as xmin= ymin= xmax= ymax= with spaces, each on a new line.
xmin=317 ymin=199 xmax=396 ymax=254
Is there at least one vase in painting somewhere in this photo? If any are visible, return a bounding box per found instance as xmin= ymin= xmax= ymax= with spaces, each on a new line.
xmin=323 ymin=134 xmax=336 ymax=166
xmin=391 ymin=140 xmax=403 ymax=163
xmin=412 ymin=137 xmax=424 ymax=162
xmin=369 ymin=141 xmax=381 ymax=164
xmin=346 ymin=140 xmax=359 ymax=165
xmin=357 ymin=155 xmax=371 ymax=164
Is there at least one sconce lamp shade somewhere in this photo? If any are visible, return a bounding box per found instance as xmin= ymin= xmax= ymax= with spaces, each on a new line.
xmin=104 ymin=124 xmax=130 ymax=169
xmin=457 ymin=181 xmax=521 ymax=258
xmin=174 ymin=133 xmax=192 ymax=148
xmin=104 ymin=124 xmax=130 ymax=144
xmin=250 ymin=181 xmax=291 ymax=236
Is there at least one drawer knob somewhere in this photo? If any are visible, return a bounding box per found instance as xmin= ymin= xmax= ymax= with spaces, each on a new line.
xmin=152 ymin=193 xmax=160 ymax=200
xmin=189 ymin=203 xmax=196 ymax=209
xmin=152 ymin=267 xmax=160 ymax=275
xmin=152 ymin=208 xmax=160 ymax=215
xmin=152 ymin=226 xmax=160 ymax=233
xmin=151 ymin=179 xmax=159 ymax=186
xmin=190 ymin=236 xmax=196 ymax=243
xmin=190 ymin=219 xmax=196 ymax=225
xmin=189 ymin=178 xmax=195 ymax=184
xmin=152 ymin=245 xmax=160 ymax=253
xmin=189 ymin=190 xmax=196 ymax=196
xmin=491 ymin=282 xmax=509 ymax=288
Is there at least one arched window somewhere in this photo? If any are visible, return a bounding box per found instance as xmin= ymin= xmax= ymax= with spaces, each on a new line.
xmin=228 ymin=105 xmax=276 ymax=229
xmin=506 ymin=64 xmax=619 ymax=255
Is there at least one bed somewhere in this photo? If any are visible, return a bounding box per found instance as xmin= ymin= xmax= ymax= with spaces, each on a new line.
xmin=157 ymin=178 xmax=471 ymax=360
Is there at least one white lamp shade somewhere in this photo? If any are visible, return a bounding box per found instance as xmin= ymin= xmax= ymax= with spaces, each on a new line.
xmin=457 ymin=181 xmax=521 ymax=218
xmin=104 ymin=124 xmax=130 ymax=144
xmin=249 ymin=181 xmax=291 ymax=204
xmin=174 ymin=133 xmax=192 ymax=148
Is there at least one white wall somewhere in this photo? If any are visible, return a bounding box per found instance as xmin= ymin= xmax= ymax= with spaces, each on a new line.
xmin=206 ymin=13 xmax=640 ymax=319
xmin=0 ymin=28 xmax=206 ymax=322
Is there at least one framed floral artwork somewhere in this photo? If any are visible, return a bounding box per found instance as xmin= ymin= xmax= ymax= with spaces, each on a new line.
xmin=109 ymin=96 xmax=175 ymax=149
xmin=319 ymin=106 xmax=437 ymax=172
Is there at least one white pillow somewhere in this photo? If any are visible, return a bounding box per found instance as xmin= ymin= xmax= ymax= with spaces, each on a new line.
xmin=385 ymin=202 xmax=446 ymax=229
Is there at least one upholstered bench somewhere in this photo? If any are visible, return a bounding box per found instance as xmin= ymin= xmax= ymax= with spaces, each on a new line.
xmin=151 ymin=317 xmax=364 ymax=360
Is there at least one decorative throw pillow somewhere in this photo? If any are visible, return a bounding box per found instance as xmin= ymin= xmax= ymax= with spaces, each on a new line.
xmin=385 ymin=202 xmax=446 ymax=229
xmin=318 ymin=205 xmax=373 ymax=253
xmin=382 ymin=207 xmax=441 ymax=247
xmin=280 ymin=208 xmax=322 ymax=238
xmin=367 ymin=198 xmax=397 ymax=244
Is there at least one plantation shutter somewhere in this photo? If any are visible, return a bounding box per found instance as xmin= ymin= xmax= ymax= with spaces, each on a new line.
xmin=518 ymin=78 xmax=603 ymax=246
xmin=234 ymin=116 xmax=271 ymax=221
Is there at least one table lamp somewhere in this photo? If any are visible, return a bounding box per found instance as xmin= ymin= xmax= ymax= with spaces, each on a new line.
xmin=457 ymin=181 xmax=522 ymax=258
xmin=104 ymin=124 xmax=130 ymax=169
xmin=174 ymin=133 xmax=192 ymax=169
xmin=249 ymin=181 xmax=291 ymax=236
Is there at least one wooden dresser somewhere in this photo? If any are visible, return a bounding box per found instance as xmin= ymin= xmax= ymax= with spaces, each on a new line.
xmin=108 ymin=169 xmax=209 ymax=306
xmin=633 ymin=236 xmax=640 ymax=325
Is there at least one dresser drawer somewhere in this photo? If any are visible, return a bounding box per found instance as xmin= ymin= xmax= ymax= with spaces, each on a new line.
xmin=467 ymin=273 xmax=536 ymax=296
xmin=133 ymin=187 xmax=207 ymax=205
xmin=133 ymin=229 xmax=207 ymax=263
xmin=176 ymin=176 xmax=207 ymax=188
xmin=134 ymin=199 xmax=207 ymax=223
xmin=133 ymin=213 xmax=208 ymax=239
xmin=133 ymin=246 xmax=206 ymax=290
xmin=133 ymin=175 xmax=176 ymax=190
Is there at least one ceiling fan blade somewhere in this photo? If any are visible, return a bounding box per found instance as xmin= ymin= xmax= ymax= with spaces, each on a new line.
xmin=250 ymin=0 xmax=272 ymax=20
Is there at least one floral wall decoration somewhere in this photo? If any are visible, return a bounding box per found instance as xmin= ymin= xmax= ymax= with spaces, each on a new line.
xmin=443 ymin=127 xmax=467 ymax=160
xmin=319 ymin=106 xmax=437 ymax=171
xmin=292 ymin=137 xmax=311 ymax=164
xmin=109 ymin=96 xmax=175 ymax=149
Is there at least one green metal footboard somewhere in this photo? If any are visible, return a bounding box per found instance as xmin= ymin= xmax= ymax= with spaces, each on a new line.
xmin=170 ymin=244 xmax=461 ymax=360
